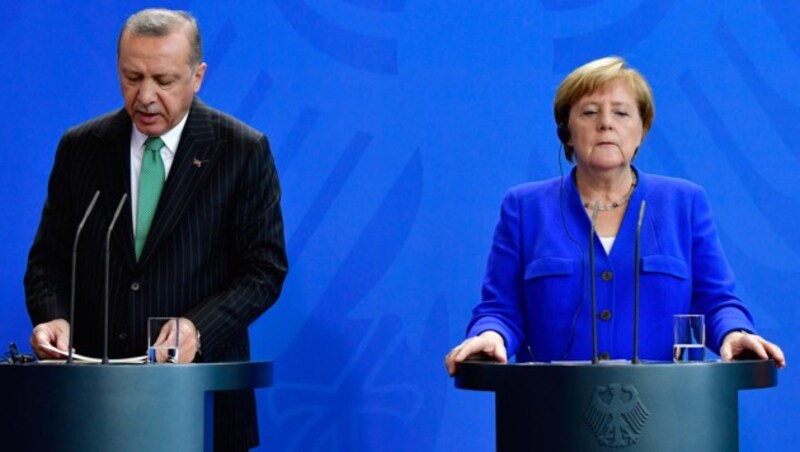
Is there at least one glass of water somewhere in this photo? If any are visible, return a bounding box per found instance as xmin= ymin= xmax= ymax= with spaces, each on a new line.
xmin=673 ymin=314 xmax=705 ymax=363
xmin=148 ymin=317 xmax=180 ymax=364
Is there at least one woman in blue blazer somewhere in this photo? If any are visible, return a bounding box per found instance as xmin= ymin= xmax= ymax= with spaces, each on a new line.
xmin=446 ymin=56 xmax=784 ymax=374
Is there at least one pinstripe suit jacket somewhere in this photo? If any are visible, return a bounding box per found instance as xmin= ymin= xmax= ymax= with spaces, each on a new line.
xmin=25 ymin=98 xmax=288 ymax=450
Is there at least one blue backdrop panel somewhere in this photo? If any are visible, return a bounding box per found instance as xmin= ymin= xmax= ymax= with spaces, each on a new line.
xmin=0 ymin=1 xmax=796 ymax=450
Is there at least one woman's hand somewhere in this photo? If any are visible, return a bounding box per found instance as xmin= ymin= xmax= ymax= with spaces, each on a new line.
xmin=720 ymin=331 xmax=786 ymax=368
xmin=444 ymin=330 xmax=507 ymax=377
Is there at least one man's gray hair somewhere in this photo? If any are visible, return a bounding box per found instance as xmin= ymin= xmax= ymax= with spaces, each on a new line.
xmin=118 ymin=8 xmax=203 ymax=69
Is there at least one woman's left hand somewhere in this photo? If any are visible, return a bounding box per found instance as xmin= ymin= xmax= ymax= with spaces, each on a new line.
xmin=720 ymin=331 xmax=786 ymax=368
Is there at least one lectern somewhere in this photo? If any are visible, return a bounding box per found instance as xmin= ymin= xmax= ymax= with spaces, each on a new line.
xmin=0 ymin=361 xmax=272 ymax=452
xmin=456 ymin=360 xmax=776 ymax=451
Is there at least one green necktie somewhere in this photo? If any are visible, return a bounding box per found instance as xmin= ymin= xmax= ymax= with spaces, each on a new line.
xmin=135 ymin=136 xmax=165 ymax=260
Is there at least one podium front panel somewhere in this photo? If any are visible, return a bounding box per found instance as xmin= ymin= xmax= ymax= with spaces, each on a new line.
xmin=0 ymin=361 xmax=272 ymax=452
xmin=455 ymin=360 xmax=776 ymax=452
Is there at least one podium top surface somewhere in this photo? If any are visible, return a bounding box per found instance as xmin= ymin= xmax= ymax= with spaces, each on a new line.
xmin=455 ymin=359 xmax=777 ymax=393
xmin=0 ymin=360 xmax=273 ymax=392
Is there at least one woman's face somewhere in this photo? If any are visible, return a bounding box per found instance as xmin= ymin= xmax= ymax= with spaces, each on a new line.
xmin=567 ymin=78 xmax=644 ymax=171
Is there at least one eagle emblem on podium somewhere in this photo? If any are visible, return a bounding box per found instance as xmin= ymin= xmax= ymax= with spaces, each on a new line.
xmin=584 ymin=383 xmax=650 ymax=447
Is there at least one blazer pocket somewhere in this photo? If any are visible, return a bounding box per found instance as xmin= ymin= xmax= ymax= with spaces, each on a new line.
xmin=524 ymin=257 xmax=574 ymax=280
xmin=641 ymin=255 xmax=688 ymax=279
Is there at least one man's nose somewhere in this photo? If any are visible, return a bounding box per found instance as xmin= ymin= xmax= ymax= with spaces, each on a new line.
xmin=137 ymin=79 xmax=157 ymax=105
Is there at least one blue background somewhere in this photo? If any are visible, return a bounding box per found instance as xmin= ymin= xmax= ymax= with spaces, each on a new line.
xmin=1 ymin=1 xmax=796 ymax=450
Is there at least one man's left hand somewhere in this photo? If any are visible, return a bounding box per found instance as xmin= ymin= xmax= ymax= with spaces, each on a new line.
xmin=153 ymin=317 xmax=199 ymax=363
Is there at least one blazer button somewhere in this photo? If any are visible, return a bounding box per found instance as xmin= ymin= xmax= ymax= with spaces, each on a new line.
xmin=599 ymin=352 xmax=610 ymax=360
xmin=118 ymin=332 xmax=128 ymax=341
xmin=599 ymin=309 xmax=612 ymax=321
xmin=130 ymin=282 xmax=141 ymax=291
xmin=601 ymin=271 xmax=613 ymax=281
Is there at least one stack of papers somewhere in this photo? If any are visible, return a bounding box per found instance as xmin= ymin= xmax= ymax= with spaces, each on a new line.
xmin=39 ymin=343 xmax=147 ymax=364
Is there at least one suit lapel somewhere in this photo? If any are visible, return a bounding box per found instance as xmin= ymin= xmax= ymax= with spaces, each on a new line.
xmin=93 ymin=109 xmax=137 ymax=270
xmin=138 ymin=98 xmax=221 ymax=265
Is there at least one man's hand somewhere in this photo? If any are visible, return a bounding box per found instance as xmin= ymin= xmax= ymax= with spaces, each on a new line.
xmin=30 ymin=319 xmax=70 ymax=359
xmin=720 ymin=331 xmax=786 ymax=368
xmin=153 ymin=317 xmax=200 ymax=363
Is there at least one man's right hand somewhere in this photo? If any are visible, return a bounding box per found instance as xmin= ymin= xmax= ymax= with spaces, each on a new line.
xmin=30 ymin=319 xmax=70 ymax=359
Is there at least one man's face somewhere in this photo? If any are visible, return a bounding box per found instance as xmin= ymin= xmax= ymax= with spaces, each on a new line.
xmin=118 ymin=29 xmax=206 ymax=137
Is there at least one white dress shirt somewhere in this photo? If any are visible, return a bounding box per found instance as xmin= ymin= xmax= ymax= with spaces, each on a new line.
xmin=599 ymin=236 xmax=616 ymax=254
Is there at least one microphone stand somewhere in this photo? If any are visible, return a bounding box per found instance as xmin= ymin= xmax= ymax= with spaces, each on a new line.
xmin=103 ymin=194 xmax=128 ymax=364
xmin=590 ymin=201 xmax=599 ymax=365
xmin=68 ymin=190 xmax=100 ymax=364
xmin=633 ymin=201 xmax=646 ymax=364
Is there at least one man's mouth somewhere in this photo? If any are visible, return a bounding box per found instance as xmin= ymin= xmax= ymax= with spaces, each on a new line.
xmin=137 ymin=111 xmax=160 ymax=123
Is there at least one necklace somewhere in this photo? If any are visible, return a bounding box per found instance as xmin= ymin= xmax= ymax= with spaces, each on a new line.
xmin=581 ymin=171 xmax=638 ymax=211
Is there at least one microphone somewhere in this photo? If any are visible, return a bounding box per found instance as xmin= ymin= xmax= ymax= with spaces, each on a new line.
xmin=68 ymin=190 xmax=100 ymax=365
xmin=632 ymin=201 xmax=646 ymax=364
xmin=589 ymin=201 xmax=600 ymax=365
xmin=103 ymin=194 xmax=128 ymax=364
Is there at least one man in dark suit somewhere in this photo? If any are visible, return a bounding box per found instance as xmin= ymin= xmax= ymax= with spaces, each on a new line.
xmin=24 ymin=8 xmax=287 ymax=450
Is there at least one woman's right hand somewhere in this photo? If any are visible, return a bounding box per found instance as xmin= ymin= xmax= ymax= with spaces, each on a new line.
xmin=444 ymin=330 xmax=507 ymax=377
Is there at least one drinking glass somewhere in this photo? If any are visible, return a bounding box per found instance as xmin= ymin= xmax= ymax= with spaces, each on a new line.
xmin=148 ymin=317 xmax=180 ymax=364
xmin=673 ymin=314 xmax=705 ymax=363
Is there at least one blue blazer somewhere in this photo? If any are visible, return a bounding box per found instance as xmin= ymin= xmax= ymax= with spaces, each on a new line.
xmin=467 ymin=167 xmax=756 ymax=362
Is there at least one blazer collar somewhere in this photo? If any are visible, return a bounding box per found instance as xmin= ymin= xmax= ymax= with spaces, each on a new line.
xmin=566 ymin=165 xmax=648 ymax=258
